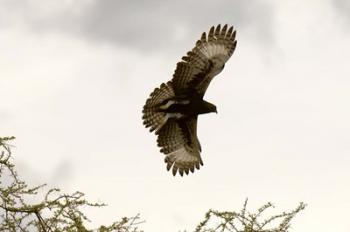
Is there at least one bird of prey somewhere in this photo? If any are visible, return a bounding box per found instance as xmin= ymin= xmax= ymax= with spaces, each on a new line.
xmin=142 ymin=24 xmax=237 ymax=176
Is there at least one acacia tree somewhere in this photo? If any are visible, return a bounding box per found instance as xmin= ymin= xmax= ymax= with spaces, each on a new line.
xmin=194 ymin=199 xmax=306 ymax=232
xmin=0 ymin=136 xmax=305 ymax=232
xmin=0 ymin=136 xmax=143 ymax=232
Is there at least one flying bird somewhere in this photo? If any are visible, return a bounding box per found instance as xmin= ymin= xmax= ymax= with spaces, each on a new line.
xmin=142 ymin=24 xmax=237 ymax=176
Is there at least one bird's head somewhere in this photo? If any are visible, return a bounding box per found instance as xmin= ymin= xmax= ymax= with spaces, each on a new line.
xmin=203 ymin=101 xmax=217 ymax=114
xmin=211 ymin=105 xmax=218 ymax=114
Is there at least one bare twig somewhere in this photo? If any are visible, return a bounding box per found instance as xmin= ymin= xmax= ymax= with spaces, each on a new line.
xmin=194 ymin=200 xmax=306 ymax=232
xmin=0 ymin=136 xmax=144 ymax=232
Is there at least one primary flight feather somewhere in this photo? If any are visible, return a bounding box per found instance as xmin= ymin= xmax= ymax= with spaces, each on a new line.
xmin=142 ymin=24 xmax=237 ymax=176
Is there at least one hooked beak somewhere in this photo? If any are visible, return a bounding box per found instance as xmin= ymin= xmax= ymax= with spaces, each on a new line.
xmin=215 ymin=109 xmax=218 ymax=114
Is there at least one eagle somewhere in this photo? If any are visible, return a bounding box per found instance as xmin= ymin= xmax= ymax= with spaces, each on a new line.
xmin=142 ymin=24 xmax=237 ymax=176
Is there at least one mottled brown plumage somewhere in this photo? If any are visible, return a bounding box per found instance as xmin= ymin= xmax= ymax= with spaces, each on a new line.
xmin=142 ymin=24 xmax=237 ymax=176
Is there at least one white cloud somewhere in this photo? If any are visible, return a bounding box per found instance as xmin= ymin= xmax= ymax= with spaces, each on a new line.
xmin=0 ymin=0 xmax=275 ymax=52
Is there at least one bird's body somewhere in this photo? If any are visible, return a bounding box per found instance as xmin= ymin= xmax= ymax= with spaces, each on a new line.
xmin=158 ymin=94 xmax=216 ymax=117
xmin=142 ymin=24 xmax=237 ymax=176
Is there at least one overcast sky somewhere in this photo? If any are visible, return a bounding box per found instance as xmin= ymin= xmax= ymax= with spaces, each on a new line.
xmin=1 ymin=0 xmax=350 ymax=231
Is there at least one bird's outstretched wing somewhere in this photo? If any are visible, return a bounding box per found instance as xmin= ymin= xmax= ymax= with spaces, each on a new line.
xmin=172 ymin=24 xmax=237 ymax=96
xmin=157 ymin=116 xmax=202 ymax=176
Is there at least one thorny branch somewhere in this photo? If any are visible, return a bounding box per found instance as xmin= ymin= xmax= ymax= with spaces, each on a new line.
xmin=194 ymin=198 xmax=306 ymax=232
xmin=0 ymin=136 xmax=144 ymax=232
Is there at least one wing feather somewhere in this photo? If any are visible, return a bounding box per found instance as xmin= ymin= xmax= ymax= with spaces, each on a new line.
xmin=172 ymin=24 xmax=237 ymax=96
xmin=219 ymin=24 xmax=228 ymax=40
xmin=157 ymin=117 xmax=202 ymax=176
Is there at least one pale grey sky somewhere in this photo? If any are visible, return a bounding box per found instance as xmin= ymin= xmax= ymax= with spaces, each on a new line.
xmin=1 ymin=0 xmax=350 ymax=231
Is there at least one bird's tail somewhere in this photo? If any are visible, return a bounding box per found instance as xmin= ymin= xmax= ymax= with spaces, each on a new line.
xmin=142 ymin=81 xmax=175 ymax=133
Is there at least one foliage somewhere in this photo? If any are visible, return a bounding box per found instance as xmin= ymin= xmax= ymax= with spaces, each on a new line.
xmin=194 ymin=199 xmax=306 ymax=232
xmin=0 ymin=136 xmax=143 ymax=232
